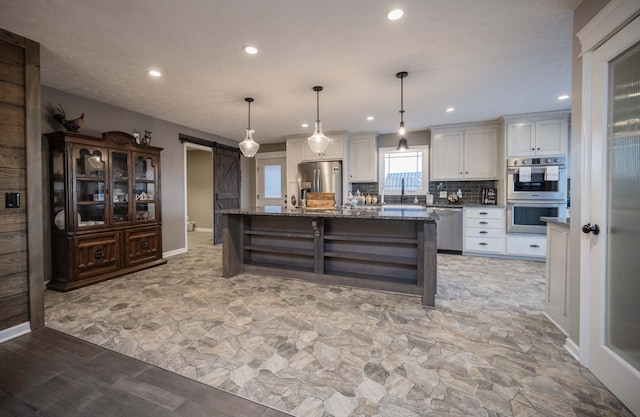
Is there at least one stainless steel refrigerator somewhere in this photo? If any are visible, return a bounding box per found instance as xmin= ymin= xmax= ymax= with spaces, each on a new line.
xmin=298 ymin=161 xmax=342 ymax=205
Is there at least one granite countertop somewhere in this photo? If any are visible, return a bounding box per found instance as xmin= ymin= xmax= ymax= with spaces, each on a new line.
xmin=223 ymin=206 xmax=439 ymax=221
xmin=541 ymin=216 xmax=570 ymax=227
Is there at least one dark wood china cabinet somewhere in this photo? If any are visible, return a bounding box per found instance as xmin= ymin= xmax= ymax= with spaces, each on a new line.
xmin=46 ymin=131 xmax=166 ymax=291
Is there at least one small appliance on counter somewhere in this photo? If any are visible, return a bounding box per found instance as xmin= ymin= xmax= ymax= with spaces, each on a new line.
xmin=481 ymin=188 xmax=497 ymax=205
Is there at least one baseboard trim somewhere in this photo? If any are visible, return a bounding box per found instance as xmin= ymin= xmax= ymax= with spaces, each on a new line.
xmin=565 ymin=337 xmax=581 ymax=361
xmin=0 ymin=322 xmax=31 ymax=343
xmin=194 ymin=227 xmax=213 ymax=233
xmin=163 ymin=247 xmax=187 ymax=258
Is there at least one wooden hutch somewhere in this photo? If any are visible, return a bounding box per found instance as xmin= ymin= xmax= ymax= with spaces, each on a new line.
xmin=46 ymin=131 xmax=166 ymax=291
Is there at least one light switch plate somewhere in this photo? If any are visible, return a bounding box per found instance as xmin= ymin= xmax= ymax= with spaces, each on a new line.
xmin=439 ymin=191 xmax=447 ymax=198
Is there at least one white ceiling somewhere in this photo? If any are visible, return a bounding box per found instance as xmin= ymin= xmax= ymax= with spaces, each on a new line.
xmin=1 ymin=0 xmax=576 ymax=144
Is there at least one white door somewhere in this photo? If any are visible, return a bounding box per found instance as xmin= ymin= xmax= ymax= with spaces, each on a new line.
xmin=586 ymin=15 xmax=640 ymax=416
xmin=256 ymin=157 xmax=287 ymax=207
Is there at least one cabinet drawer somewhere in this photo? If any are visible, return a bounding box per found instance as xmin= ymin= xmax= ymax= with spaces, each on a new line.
xmin=465 ymin=228 xmax=504 ymax=238
xmin=465 ymin=218 xmax=503 ymax=229
xmin=126 ymin=226 xmax=161 ymax=267
xmin=507 ymin=234 xmax=547 ymax=257
xmin=465 ymin=236 xmax=505 ymax=253
xmin=465 ymin=207 xmax=504 ymax=219
xmin=73 ymin=232 xmax=121 ymax=280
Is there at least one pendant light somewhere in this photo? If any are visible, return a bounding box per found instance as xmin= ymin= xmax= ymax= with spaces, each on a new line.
xmin=239 ymin=97 xmax=259 ymax=157
xmin=307 ymin=86 xmax=331 ymax=154
xmin=396 ymin=71 xmax=409 ymax=151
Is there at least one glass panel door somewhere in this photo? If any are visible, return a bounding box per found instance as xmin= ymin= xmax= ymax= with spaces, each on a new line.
xmin=73 ymin=145 xmax=107 ymax=228
xmin=134 ymin=154 xmax=157 ymax=222
xmin=257 ymin=157 xmax=286 ymax=207
xmin=606 ymin=41 xmax=640 ymax=371
xmin=111 ymin=150 xmax=130 ymax=224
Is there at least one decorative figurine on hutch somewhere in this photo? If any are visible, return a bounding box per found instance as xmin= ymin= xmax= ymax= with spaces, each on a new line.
xmin=143 ymin=130 xmax=152 ymax=145
xmin=52 ymin=103 xmax=84 ymax=132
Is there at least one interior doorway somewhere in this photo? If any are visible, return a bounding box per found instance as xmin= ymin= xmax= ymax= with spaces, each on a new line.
xmin=184 ymin=143 xmax=213 ymax=251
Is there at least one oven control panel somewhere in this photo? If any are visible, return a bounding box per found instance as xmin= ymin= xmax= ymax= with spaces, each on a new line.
xmin=508 ymin=156 xmax=566 ymax=167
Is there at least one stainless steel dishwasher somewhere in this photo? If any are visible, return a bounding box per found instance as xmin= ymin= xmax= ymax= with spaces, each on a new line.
xmin=432 ymin=207 xmax=463 ymax=253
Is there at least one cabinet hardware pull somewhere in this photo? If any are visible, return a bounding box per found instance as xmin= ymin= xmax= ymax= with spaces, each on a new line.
xmin=141 ymin=240 xmax=149 ymax=250
xmin=479 ymin=221 xmax=488 ymax=225
xmin=479 ymin=212 xmax=488 ymax=215
xmin=479 ymin=242 xmax=488 ymax=246
xmin=532 ymin=148 xmax=535 ymax=151
xmin=529 ymin=244 xmax=540 ymax=248
xmin=479 ymin=231 xmax=488 ymax=234
xmin=94 ymin=248 xmax=104 ymax=260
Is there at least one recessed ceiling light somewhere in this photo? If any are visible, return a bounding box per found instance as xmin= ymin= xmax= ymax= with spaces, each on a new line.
xmin=244 ymin=46 xmax=258 ymax=55
xmin=387 ymin=8 xmax=404 ymax=21
xmin=445 ymin=107 xmax=455 ymax=112
xmin=301 ymin=123 xmax=309 ymax=128
xmin=148 ymin=70 xmax=162 ymax=77
xmin=367 ymin=116 xmax=374 ymax=121
xmin=557 ymin=95 xmax=570 ymax=100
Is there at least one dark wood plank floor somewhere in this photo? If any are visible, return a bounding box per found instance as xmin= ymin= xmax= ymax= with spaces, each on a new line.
xmin=0 ymin=328 xmax=292 ymax=417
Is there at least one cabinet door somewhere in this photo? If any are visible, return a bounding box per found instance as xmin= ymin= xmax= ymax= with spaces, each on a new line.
xmin=301 ymin=136 xmax=343 ymax=161
xmin=287 ymin=139 xmax=304 ymax=184
xmin=110 ymin=150 xmax=131 ymax=225
xmin=431 ymin=131 xmax=463 ymax=180
xmin=464 ymin=127 xmax=498 ymax=179
xmin=507 ymin=122 xmax=536 ymax=157
xmin=535 ymin=119 xmax=567 ymax=156
xmin=348 ymin=134 xmax=377 ymax=182
xmin=133 ymin=153 xmax=159 ymax=223
xmin=125 ymin=226 xmax=161 ymax=267
xmin=71 ymin=143 xmax=109 ymax=229
xmin=73 ymin=231 xmax=120 ymax=281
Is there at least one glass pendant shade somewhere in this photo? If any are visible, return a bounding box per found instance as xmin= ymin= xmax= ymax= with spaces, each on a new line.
xmin=307 ymin=86 xmax=330 ymax=154
xmin=398 ymin=121 xmax=406 ymax=136
xmin=239 ymin=128 xmax=259 ymax=157
xmin=396 ymin=136 xmax=409 ymax=151
xmin=307 ymin=120 xmax=330 ymax=154
xmin=239 ymin=97 xmax=259 ymax=158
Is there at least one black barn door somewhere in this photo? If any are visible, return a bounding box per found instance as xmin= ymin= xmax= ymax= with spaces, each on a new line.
xmin=213 ymin=145 xmax=240 ymax=244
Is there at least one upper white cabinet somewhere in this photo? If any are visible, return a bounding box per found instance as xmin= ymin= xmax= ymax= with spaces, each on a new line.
xmin=504 ymin=112 xmax=569 ymax=157
xmin=430 ymin=123 xmax=498 ymax=181
xmin=348 ymin=132 xmax=378 ymax=182
xmin=300 ymin=133 xmax=345 ymax=161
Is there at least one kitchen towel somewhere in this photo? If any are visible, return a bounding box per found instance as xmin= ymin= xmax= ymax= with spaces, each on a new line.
xmin=545 ymin=165 xmax=559 ymax=181
xmin=519 ymin=167 xmax=532 ymax=182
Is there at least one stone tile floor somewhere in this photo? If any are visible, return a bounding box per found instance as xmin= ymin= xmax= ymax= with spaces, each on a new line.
xmin=44 ymin=232 xmax=633 ymax=417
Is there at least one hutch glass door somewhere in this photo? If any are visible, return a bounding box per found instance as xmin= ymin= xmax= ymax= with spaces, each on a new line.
xmin=134 ymin=154 xmax=157 ymax=222
xmin=73 ymin=145 xmax=107 ymax=228
xmin=111 ymin=150 xmax=130 ymax=224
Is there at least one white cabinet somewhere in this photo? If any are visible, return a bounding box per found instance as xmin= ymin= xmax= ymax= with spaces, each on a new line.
xmin=301 ymin=134 xmax=344 ymax=161
xmin=348 ymin=132 xmax=377 ymax=182
xmin=544 ymin=221 xmax=570 ymax=333
xmin=286 ymin=139 xmax=304 ymax=202
xmin=505 ymin=112 xmax=569 ymax=157
xmin=506 ymin=234 xmax=547 ymax=258
xmin=463 ymin=207 xmax=505 ymax=255
xmin=431 ymin=123 xmax=498 ymax=181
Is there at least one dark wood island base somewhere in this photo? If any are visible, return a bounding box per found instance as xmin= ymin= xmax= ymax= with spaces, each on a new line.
xmin=222 ymin=208 xmax=438 ymax=307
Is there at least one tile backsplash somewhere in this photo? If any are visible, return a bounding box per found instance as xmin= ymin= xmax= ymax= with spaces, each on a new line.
xmin=350 ymin=180 xmax=498 ymax=205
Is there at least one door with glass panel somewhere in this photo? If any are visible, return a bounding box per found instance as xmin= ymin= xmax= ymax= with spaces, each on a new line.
xmin=587 ymin=16 xmax=640 ymax=416
xmin=257 ymin=157 xmax=287 ymax=207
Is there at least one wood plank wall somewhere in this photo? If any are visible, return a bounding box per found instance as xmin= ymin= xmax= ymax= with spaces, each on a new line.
xmin=0 ymin=29 xmax=42 ymax=331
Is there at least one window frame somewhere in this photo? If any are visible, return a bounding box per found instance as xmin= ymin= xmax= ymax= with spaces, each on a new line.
xmin=377 ymin=145 xmax=429 ymax=196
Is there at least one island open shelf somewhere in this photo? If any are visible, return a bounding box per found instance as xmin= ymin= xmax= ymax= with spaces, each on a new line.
xmin=222 ymin=207 xmax=438 ymax=307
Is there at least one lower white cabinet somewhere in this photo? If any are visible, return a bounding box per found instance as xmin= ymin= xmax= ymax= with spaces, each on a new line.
xmin=506 ymin=234 xmax=547 ymax=258
xmin=464 ymin=207 xmax=505 ymax=255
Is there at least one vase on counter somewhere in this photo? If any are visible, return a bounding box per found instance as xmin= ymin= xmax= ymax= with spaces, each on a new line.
xmin=365 ymin=194 xmax=372 ymax=204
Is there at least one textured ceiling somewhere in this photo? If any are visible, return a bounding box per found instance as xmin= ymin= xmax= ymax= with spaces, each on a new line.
xmin=0 ymin=0 xmax=575 ymax=143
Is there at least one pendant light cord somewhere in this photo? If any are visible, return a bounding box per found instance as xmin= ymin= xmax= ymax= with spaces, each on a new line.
xmin=247 ymin=100 xmax=251 ymax=130
xmin=400 ymin=75 xmax=404 ymax=123
xmin=316 ymin=89 xmax=320 ymax=123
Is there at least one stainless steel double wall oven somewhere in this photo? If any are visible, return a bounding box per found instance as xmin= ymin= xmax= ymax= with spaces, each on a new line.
xmin=507 ymin=156 xmax=567 ymax=234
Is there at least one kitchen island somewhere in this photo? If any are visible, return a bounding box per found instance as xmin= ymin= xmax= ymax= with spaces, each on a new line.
xmin=222 ymin=207 xmax=438 ymax=307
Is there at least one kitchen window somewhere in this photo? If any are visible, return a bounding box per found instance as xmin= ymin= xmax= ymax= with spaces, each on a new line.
xmin=377 ymin=146 xmax=429 ymax=195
